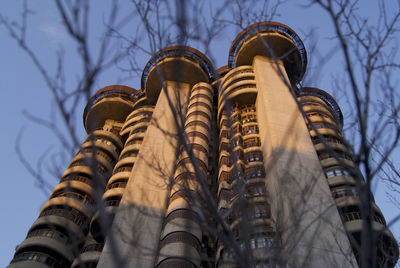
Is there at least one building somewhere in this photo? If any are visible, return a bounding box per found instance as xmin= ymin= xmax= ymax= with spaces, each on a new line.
xmin=9 ymin=21 xmax=398 ymax=268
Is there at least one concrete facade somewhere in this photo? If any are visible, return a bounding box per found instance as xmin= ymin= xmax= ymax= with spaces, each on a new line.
xmin=9 ymin=22 xmax=398 ymax=268
xmin=254 ymin=56 xmax=356 ymax=266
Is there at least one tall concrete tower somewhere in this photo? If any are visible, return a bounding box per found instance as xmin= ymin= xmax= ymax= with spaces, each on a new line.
xmin=9 ymin=85 xmax=140 ymax=268
xmin=9 ymin=22 xmax=398 ymax=268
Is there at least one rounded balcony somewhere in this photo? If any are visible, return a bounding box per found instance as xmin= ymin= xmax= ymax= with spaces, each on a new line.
xmin=83 ymin=85 xmax=140 ymax=133
xmin=141 ymin=46 xmax=214 ymax=103
xmin=298 ymin=87 xmax=343 ymax=128
xmin=212 ymin=65 xmax=231 ymax=88
xmin=228 ymin=21 xmax=307 ymax=84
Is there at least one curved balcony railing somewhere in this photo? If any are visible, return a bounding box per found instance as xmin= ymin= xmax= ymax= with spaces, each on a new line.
xmin=298 ymin=87 xmax=343 ymax=127
xmin=141 ymin=46 xmax=214 ymax=89
xmin=83 ymin=89 xmax=140 ymax=122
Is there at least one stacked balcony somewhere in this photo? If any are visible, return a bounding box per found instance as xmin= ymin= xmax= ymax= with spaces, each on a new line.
xmin=298 ymin=87 xmax=399 ymax=267
xmin=80 ymin=94 xmax=154 ymax=267
xmin=217 ymin=67 xmax=278 ymax=267
xmin=156 ymin=83 xmax=214 ymax=268
xmin=10 ymin=86 xmax=138 ymax=268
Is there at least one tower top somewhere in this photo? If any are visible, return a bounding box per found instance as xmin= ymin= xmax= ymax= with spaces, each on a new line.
xmin=141 ymin=46 xmax=214 ymax=102
xmin=228 ymin=21 xmax=307 ymax=84
xmin=83 ymin=85 xmax=140 ymax=132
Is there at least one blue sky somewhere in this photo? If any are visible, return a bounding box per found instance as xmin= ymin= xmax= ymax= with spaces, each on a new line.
xmin=0 ymin=1 xmax=398 ymax=266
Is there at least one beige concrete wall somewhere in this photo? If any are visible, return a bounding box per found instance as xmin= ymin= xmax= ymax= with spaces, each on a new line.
xmin=98 ymin=81 xmax=191 ymax=268
xmin=254 ymin=56 xmax=357 ymax=267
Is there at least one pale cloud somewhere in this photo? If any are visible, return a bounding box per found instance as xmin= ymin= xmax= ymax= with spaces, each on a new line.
xmin=39 ymin=23 xmax=68 ymax=44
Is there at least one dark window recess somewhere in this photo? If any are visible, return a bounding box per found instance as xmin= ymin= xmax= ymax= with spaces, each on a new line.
xmin=245 ymin=165 xmax=265 ymax=179
xmin=105 ymin=197 xmax=121 ymax=207
xmin=311 ymin=135 xmax=343 ymax=145
xmin=60 ymin=174 xmax=91 ymax=185
xmin=113 ymin=165 xmax=133 ymax=174
xmin=219 ymin=141 xmax=229 ymax=152
xmin=325 ymin=168 xmax=350 ymax=178
xmin=331 ymin=187 xmax=357 ymax=199
xmin=11 ymin=251 xmax=70 ymax=268
xmin=219 ymin=171 xmax=232 ymax=183
xmin=27 ymin=228 xmax=70 ymax=244
xmin=243 ymin=125 xmax=259 ymax=135
xmin=81 ymin=243 xmax=104 ymax=253
xmin=126 ymin=137 xmax=144 ymax=146
xmin=247 ymin=183 xmax=266 ymax=195
xmin=51 ymin=190 xmax=94 ymax=205
xmin=119 ymin=150 xmax=138 ymax=159
xmin=40 ymin=206 xmax=89 ymax=229
xmin=106 ymin=180 xmax=128 ymax=190
xmin=243 ymin=137 xmax=261 ymax=148
xmin=241 ymin=114 xmax=257 ymax=124
xmin=219 ymin=155 xmax=231 ymax=167
xmin=245 ymin=151 xmax=262 ymax=162
xmin=131 ymin=127 xmax=147 ymax=134
xmin=317 ymin=150 xmax=352 ymax=161
xmin=220 ymin=129 xmax=230 ymax=139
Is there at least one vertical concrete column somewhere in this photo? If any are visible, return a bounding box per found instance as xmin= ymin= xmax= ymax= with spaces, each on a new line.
xmin=156 ymin=82 xmax=213 ymax=267
xmin=98 ymin=81 xmax=191 ymax=268
xmin=253 ymin=56 xmax=356 ymax=267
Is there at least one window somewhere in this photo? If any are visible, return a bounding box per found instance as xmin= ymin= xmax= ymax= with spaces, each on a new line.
xmin=242 ymin=114 xmax=257 ymax=124
xmin=220 ymin=156 xmax=231 ymax=166
xmin=308 ymin=122 xmax=337 ymax=131
xmin=257 ymin=237 xmax=267 ymax=248
xmin=219 ymin=171 xmax=232 ymax=183
xmin=245 ymin=150 xmax=262 ymax=162
xmin=331 ymin=187 xmax=357 ymax=199
xmin=233 ymin=123 xmax=242 ymax=134
xmin=220 ymin=130 xmax=230 ymax=139
xmin=243 ymin=137 xmax=261 ymax=148
xmin=250 ymin=239 xmax=256 ymax=249
xmin=311 ymin=135 xmax=343 ymax=145
xmin=249 ymin=236 xmax=274 ymax=249
xmin=247 ymin=183 xmax=265 ymax=195
xmin=245 ymin=165 xmax=265 ymax=179
xmin=243 ymin=125 xmax=259 ymax=135
xmin=254 ymin=205 xmax=268 ymax=218
xmin=325 ymin=168 xmax=350 ymax=178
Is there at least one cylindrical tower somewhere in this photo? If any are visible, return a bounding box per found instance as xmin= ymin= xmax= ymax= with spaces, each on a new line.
xmin=89 ymin=93 xmax=155 ymax=241
xmin=298 ymin=87 xmax=399 ymax=267
xmin=9 ymin=85 xmax=138 ymax=268
xmin=97 ymin=46 xmax=215 ymax=268
xmin=9 ymin=20 xmax=399 ymax=268
xmin=156 ymin=82 xmax=215 ymax=267
xmin=216 ymin=65 xmax=277 ymax=267
xmin=217 ymin=21 xmax=359 ymax=267
xmin=72 ymin=92 xmax=154 ymax=267
xmin=142 ymin=46 xmax=216 ymax=267
xmin=215 ymin=22 xmax=309 ymax=266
